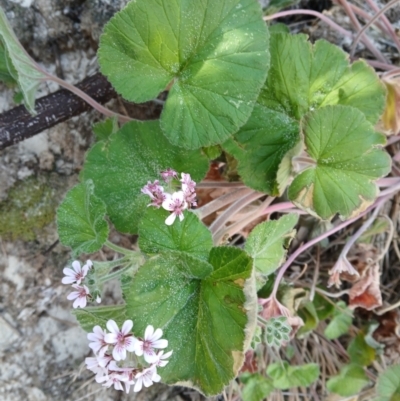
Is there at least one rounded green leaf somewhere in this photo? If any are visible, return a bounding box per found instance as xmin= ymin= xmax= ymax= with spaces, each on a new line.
xmin=125 ymin=247 xmax=257 ymax=395
xmin=73 ymin=305 xmax=127 ymax=332
xmin=223 ymin=105 xmax=300 ymax=194
xmin=245 ymin=213 xmax=298 ymax=275
xmin=260 ymin=33 xmax=386 ymax=123
xmin=81 ymin=120 xmax=208 ymax=234
xmin=288 ymin=106 xmax=391 ymax=220
xmin=56 ymin=180 xmax=109 ymax=255
xmin=376 ymin=364 xmax=400 ymax=401
xmin=267 ymin=362 xmax=320 ymax=389
xmin=98 ymin=0 xmax=270 ymax=149
xmin=327 ymin=364 xmax=369 ymax=397
xmin=0 ymin=8 xmax=45 ymax=113
xmin=241 ymin=373 xmax=273 ymax=401
xmin=138 ymin=208 xmax=213 ymax=260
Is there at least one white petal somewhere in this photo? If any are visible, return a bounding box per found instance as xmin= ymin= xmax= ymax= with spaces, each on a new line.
xmin=62 ymin=276 xmax=76 ymax=285
xmin=178 ymin=213 xmax=185 ymax=222
xmin=63 ymin=267 xmax=75 ymax=277
xmin=134 ymin=378 xmax=143 ymax=392
xmin=134 ymin=340 xmax=144 ymax=356
xmin=144 ymin=351 xmax=158 ymax=363
xmin=125 ymin=336 xmax=137 ymax=352
xmin=165 ymin=213 xmax=177 ymax=226
xmin=152 ymin=339 xmax=168 ymax=349
xmin=161 ymin=193 xmax=173 ymax=211
xmin=104 ymin=333 xmax=118 ymax=344
xmin=113 ymin=344 xmax=126 ymax=361
xmin=121 ymin=320 xmax=133 ymax=335
xmin=161 ymin=350 xmax=173 ymax=359
xmin=144 ymin=325 xmax=154 ymax=340
xmin=106 ymin=319 xmax=119 ymax=334
xmin=72 ymin=260 xmax=81 ymax=272
xmin=152 ymin=373 xmax=161 ymax=383
xmin=150 ymin=328 xmax=163 ymax=341
xmin=67 ymin=291 xmax=79 ymax=300
xmin=142 ymin=375 xmax=153 ymax=388
xmin=172 ymin=191 xmax=184 ymax=202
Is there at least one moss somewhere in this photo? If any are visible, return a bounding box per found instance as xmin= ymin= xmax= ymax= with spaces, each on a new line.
xmin=0 ymin=175 xmax=58 ymax=241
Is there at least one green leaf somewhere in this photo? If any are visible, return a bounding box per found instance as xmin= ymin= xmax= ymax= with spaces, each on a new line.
xmin=268 ymin=23 xmax=290 ymax=34
xmin=313 ymin=292 xmax=334 ymax=321
xmin=327 ymin=364 xmax=369 ymax=397
xmin=375 ymin=364 xmax=400 ymax=401
xmin=203 ymin=145 xmax=222 ymax=160
xmin=324 ymin=301 xmax=353 ymax=340
xmin=297 ymin=301 xmax=319 ymax=336
xmin=267 ymin=362 xmax=319 ymax=389
xmin=138 ymin=208 xmax=213 ymax=260
xmin=98 ymin=0 xmax=270 ymax=149
xmin=261 ymin=33 xmax=385 ymax=123
xmin=222 ymin=105 xmax=300 ymax=194
xmin=288 ymin=106 xmax=391 ymax=220
xmin=81 ymin=120 xmax=208 ymax=234
xmin=348 ymin=333 xmax=376 ymax=367
xmin=264 ymin=316 xmax=291 ymax=349
xmin=0 ymin=40 xmax=17 ymax=86
xmin=245 ymin=214 xmax=298 ymax=275
xmin=125 ymin=247 xmax=257 ymax=396
xmin=92 ymin=117 xmax=118 ymax=141
xmin=241 ymin=373 xmax=274 ymax=401
xmin=265 ymin=0 xmax=300 ymax=14
xmin=72 ymin=305 xmax=127 ymax=332
xmin=57 ymin=180 xmax=109 ymax=255
xmin=0 ymin=8 xmax=46 ymax=113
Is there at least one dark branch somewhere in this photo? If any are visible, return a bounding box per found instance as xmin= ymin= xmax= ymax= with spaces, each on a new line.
xmin=0 ymin=73 xmax=117 ymax=150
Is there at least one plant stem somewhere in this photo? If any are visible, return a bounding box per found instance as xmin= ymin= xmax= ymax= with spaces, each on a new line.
xmin=349 ymin=0 xmax=400 ymax=60
xmin=364 ymin=0 xmax=400 ymax=52
xmin=212 ymin=196 xmax=274 ymax=244
xmin=271 ymin=195 xmax=390 ymax=298
xmin=42 ymin=72 xmax=132 ymax=123
xmin=196 ymin=187 xmax=253 ymax=219
xmin=105 ymin=240 xmax=136 ymax=256
xmin=98 ymin=263 xmax=136 ymax=283
xmin=196 ymin=181 xmax=247 ymax=188
xmin=264 ymin=10 xmax=352 ymax=38
xmin=261 ymin=201 xmax=295 ymax=216
xmin=336 ymin=0 xmax=388 ymax=63
xmin=338 ymin=203 xmax=383 ymax=260
xmin=209 ymin=190 xmax=265 ymax=237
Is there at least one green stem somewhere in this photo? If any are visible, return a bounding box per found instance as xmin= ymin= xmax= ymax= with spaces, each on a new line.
xmin=98 ymin=263 xmax=137 ymax=283
xmin=105 ymin=240 xmax=136 ymax=255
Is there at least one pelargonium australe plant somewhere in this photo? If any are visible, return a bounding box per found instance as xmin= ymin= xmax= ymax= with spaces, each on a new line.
xmin=3 ymin=0 xmax=400 ymax=397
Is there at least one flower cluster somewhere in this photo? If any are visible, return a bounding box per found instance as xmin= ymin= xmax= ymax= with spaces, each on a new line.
xmin=62 ymin=260 xmax=97 ymax=308
xmin=85 ymin=319 xmax=172 ymax=393
xmin=141 ymin=169 xmax=197 ymax=226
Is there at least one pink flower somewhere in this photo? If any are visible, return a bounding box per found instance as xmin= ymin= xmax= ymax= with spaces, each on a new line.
xmin=141 ymin=180 xmax=166 ymax=208
xmin=104 ymin=320 xmax=137 ymax=361
xmin=162 ymin=191 xmax=187 ymax=225
xmin=180 ymin=173 xmax=196 ymax=193
xmin=154 ymin=350 xmax=173 ymax=367
xmin=62 ymin=260 xmax=89 ymax=285
xmin=183 ymin=190 xmax=197 ymax=208
xmin=88 ymin=325 xmax=109 ymax=356
xmin=134 ymin=325 xmax=168 ymax=363
xmin=85 ymin=355 xmax=111 ymax=382
xmin=102 ymin=372 xmax=128 ymax=391
xmin=134 ymin=365 xmax=160 ymax=392
xmin=160 ymin=168 xmax=178 ymax=182
xmin=67 ymin=284 xmax=90 ymax=308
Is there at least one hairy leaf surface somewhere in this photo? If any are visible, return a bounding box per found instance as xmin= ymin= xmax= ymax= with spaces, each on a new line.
xmin=98 ymin=0 xmax=270 ymax=148
xmin=81 ymin=120 xmax=208 ymax=234
xmin=57 ymin=180 xmax=109 ymax=255
xmin=288 ymin=106 xmax=391 ymax=220
xmin=125 ymin=248 xmax=257 ymax=395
